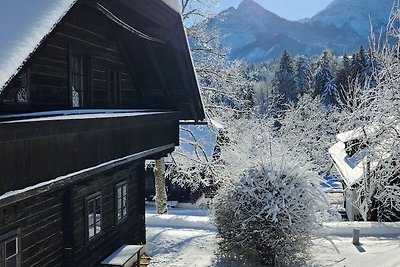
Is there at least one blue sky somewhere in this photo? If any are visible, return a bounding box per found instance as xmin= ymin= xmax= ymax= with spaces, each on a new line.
xmin=215 ymin=0 xmax=334 ymax=20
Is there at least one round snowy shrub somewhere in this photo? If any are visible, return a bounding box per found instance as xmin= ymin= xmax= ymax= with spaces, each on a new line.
xmin=212 ymin=161 xmax=327 ymax=266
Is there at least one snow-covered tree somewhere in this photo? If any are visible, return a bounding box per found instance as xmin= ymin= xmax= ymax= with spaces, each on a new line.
xmin=335 ymin=54 xmax=351 ymax=102
xmin=336 ymin=5 xmax=400 ymax=221
xmin=166 ymin=0 xmax=256 ymax=192
xmin=273 ymin=49 xmax=296 ymax=107
xmin=212 ymin=118 xmax=328 ymax=265
xmin=151 ymin=0 xmax=224 ymax=212
xmin=314 ymin=50 xmax=340 ymax=107
xmin=295 ymin=55 xmax=312 ymax=96
xmin=247 ymin=63 xmax=280 ymax=117
xmin=278 ymin=94 xmax=341 ymax=172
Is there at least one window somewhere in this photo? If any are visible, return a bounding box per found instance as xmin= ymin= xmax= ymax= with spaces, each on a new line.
xmin=71 ymin=56 xmax=85 ymax=108
xmin=86 ymin=193 xmax=102 ymax=240
xmin=116 ymin=181 xmax=128 ymax=222
xmin=0 ymin=229 xmax=20 ymax=267
xmin=2 ymin=72 xmax=29 ymax=104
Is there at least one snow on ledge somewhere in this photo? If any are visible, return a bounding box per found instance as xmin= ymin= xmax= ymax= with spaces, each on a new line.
xmin=1 ymin=110 xmax=171 ymax=124
xmin=323 ymin=221 xmax=400 ymax=237
xmin=146 ymin=212 xmax=215 ymax=230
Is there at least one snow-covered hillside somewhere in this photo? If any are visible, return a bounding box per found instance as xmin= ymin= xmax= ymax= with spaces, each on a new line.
xmin=311 ymin=0 xmax=395 ymax=35
xmin=206 ymin=0 xmax=394 ymax=62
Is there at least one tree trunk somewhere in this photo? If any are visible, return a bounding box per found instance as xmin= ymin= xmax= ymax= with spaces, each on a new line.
xmin=154 ymin=158 xmax=168 ymax=214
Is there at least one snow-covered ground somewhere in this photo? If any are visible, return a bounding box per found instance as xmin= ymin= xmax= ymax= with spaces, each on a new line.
xmin=146 ymin=207 xmax=219 ymax=266
xmin=145 ymin=206 xmax=400 ymax=267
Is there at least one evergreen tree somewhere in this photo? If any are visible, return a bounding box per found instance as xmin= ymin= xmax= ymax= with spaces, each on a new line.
xmin=335 ymin=54 xmax=351 ymax=103
xmin=314 ymin=50 xmax=340 ymax=107
xmin=349 ymin=53 xmax=359 ymax=82
xmin=273 ymin=50 xmax=296 ymax=107
xmin=295 ymin=55 xmax=312 ymax=96
xmin=358 ymin=46 xmax=369 ymax=85
xmin=323 ymin=72 xmax=339 ymax=107
xmin=349 ymin=46 xmax=369 ymax=86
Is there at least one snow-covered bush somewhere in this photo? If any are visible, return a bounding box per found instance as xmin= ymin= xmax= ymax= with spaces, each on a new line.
xmin=213 ymin=160 xmax=327 ymax=266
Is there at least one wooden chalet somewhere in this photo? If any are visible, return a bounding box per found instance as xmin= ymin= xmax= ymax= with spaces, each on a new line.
xmin=0 ymin=0 xmax=204 ymax=266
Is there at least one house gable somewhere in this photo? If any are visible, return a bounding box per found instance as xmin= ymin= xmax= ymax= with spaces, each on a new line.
xmin=0 ymin=0 xmax=205 ymax=121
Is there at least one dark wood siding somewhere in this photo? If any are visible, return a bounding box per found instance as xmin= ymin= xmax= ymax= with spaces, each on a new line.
xmin=0 ymin=194 xmax=64 ymax=267
xmin=0 ymin=160 xmax=146 ymax=267
xmin=72 ymin=161 xmax=145 ymax=266
xmin=27 ymin=4 xmax=139 ymax=111
xmin=0 ymin=112 xmax=179 ymax=195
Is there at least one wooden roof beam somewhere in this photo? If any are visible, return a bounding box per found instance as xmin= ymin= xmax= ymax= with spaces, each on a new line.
xmin=95 ymin=3 xmax=166 ymax=44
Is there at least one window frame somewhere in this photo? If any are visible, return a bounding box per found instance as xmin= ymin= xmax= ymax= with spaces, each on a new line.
xmin=0 ymin=228 xmax=21 ymax=267
xmin=85 ymin=192 xmax=103 ymax=242
xmin=70 ymin=55 xmax=85 ymax=108
xmin=115 ymin=181 xmax=128 ymax=224
xmin=68 ymin=45 xmax=92 ymax=109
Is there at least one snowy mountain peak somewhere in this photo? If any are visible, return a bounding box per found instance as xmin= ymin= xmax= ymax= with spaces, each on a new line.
xmin=207 ymin=0 xmax=395 ymax=62
xmin=236 ymin=0 xmax=282 ymax=20
xmin=237 ymin=0 xmax=261 ymax=10
xmin=311 ymin=0 xmax=395 ymax=35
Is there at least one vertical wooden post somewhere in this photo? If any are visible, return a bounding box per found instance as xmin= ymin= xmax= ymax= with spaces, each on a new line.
xmin=137 ymin=161 xmax=146 ymax=245
xmin=353 ymin=228 xmax=360 ymax=245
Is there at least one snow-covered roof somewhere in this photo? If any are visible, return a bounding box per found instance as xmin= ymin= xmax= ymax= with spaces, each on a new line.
xmin=330 ymin=123 xmax=399 ymax=187
xmin=0 ymin=0 xmax=77 ymax=92
xmin=328 ymin=141 xmax=367 ymax=187
xmin=0 ymin=0 xmax=181 ymax=93
xmin=336 ymin=126 xmax=378 ymax=143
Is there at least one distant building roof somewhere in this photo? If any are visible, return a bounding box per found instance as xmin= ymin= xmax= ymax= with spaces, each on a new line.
xmin=330 ymin=123 xmax=399 ymax=187
xmin=329 ymin=140 xmax=367 ymax=187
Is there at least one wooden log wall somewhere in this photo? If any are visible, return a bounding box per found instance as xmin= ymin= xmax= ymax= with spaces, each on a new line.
xmin=0 ymin=113 xmax=178 ymax=195
xmin=28 ymin=4 xmax=139 ymax=111
xmin=0 ymin=160 xmax=145 ymax=267
xmin=72 ymin=161 xmax=145 ymax=266
xmin=0 ymin=193 xmax=64 ymax=266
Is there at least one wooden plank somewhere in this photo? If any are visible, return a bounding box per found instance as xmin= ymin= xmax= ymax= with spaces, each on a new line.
xmin=33 ymin=56 xmax=68 ymax=67
xmin=24 ymin=242 xmax=63 ymax=267
xmin=94 ymin=55 xmax=124 ymax=66
xmin=64 ymin=22 xmax=107 ymax=40
xmin=30 ymin=74 xmax=68 ymax=87
xmin=3 ymin=202 xmax=61 ymax=232
xmin=55 ymin=32 xmax=119 ymax=53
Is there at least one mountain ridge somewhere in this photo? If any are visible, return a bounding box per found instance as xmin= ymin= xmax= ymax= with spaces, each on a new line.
xmin=206 ymin=0 xmax=395 ymax=62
